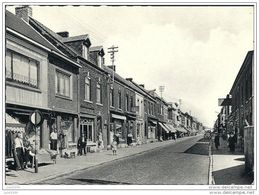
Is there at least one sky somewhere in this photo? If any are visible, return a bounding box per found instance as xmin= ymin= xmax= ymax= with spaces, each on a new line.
xmin=6 ymin=5 xmax=254 ymax=127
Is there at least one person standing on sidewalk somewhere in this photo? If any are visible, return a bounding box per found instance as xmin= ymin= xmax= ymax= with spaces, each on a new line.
xmin=111 ymin=137 xmax=117 ymax=155
xmin=14 ymin=132 xmax=25 ymax=170
xmin=77 ymin=136 xmax=83 ymax=156
xmin=214 ymin=133 xmax=220 ymax=150
xmin=50 ymin=129 xmax=58 ymax=150
xmin=228 ymin=132 xmax=236 ymax=153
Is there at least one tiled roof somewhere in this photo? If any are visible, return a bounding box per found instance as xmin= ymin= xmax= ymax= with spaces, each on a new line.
xmin=5 ymin=10 xmax=59 ymax=53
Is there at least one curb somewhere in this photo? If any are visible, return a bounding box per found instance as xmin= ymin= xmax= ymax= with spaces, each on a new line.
xmin=208 ymin=140 xmax=215 ymax=185
xmin=20 ymin=136 xmax=198 ymax=185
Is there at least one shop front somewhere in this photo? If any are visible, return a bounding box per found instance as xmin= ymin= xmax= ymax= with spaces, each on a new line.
xmin=126 ymin=115 xmax=136 ymax=145
xmin=109 ymin=113 xmax=126 ymax=147
xmin=136 ymin=119 xmax=144 ymax=144
xmin=147 ymin=119 xmax=157 ymax=140
xmin=80 ymin=115 xmax=96 ymax=152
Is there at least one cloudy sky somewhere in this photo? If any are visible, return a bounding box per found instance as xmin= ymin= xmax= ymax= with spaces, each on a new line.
xmin=7 ymin=5 xmax=254 ymax=127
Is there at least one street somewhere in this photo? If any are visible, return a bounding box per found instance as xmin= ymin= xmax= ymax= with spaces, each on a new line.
xmin=38 ymin=135 xmax=210 ymax=185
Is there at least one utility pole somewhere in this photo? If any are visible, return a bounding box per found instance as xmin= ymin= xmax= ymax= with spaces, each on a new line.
xmin=159 ymin=86 xmax=165 ymax=98
xmin=107 ymin=45 xmax=118 ymax=86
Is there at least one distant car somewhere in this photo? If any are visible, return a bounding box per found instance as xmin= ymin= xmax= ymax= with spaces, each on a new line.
xmin=204 ymin=131 xmax=211 ymax=139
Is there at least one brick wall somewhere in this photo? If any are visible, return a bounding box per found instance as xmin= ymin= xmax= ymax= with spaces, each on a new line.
xmin=48 ymin=55 xmax=79 ymax=113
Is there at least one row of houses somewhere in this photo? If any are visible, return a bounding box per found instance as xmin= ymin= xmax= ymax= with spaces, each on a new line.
xmin=215 ymin=50 xmax=254 ymax=140
xmin=5 ymin=6 xmax=204 ymax=156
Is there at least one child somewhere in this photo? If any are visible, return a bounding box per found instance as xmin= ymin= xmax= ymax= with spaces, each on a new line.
xmin=111 ymin=139 xmax=117 ymax=155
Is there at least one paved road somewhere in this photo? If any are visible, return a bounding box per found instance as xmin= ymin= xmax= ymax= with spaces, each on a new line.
xmin=39 ymin=135 xmax=209 ymax=185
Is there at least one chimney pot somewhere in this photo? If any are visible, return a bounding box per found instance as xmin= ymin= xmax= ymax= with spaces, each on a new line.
xmin=15 ymin=6 xmax=32 ymax=23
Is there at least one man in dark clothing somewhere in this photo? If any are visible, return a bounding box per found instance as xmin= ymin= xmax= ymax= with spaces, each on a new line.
xmin=214 ymin=133 xmax=220 ymax=150
xmin=228 ymin=133 xmax=236 ymax=153
xmin=77 ymin=137 xmax=83 ymax=156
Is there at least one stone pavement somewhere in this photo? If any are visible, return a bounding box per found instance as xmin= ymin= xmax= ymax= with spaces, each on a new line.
xmin=5 ymin=136 xmax=198 ymax=185
xmin=211 ymin=137 xmax=253 ymax=185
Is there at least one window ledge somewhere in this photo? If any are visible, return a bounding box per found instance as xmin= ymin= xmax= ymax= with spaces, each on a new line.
xmin=84 ymin=100 xmax=93 ymax=104
xmin=110 ymin=106 xmax=115 ymax=109
xmin=96 ymin=103 xmax=103 ymax=106
xmin=55 ymin=94 xmax=72 ymax=101
xmin=6 ymin=81 xmax=41 ymax=93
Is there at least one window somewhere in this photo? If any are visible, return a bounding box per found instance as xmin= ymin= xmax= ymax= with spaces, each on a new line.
xmin=118 ymin=90 xmax=122 ymax=109
xmin=96 ymin=82 xmax=102 ymax=104
xmin=85 ymin=77 xmax=91 ymax=101
xmin=80 ymin=119 xmax=94 ymax=143
xmin=56 ymin=70 xmax=71 ymax=97
xmin=6 ymin=50 xmax=39 ymax=88
xmin=82 ymin=45 xmax=88 ymax=60
xmin=130 ymin=96 xmax=134 ymax=111
xmin=110 ymin=88 xmax=114 ymax=107
xmin=125 ymin=95 xmax=129 ymax=111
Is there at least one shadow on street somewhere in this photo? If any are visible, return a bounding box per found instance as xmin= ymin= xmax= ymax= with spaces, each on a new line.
xmin=213 ymin=164 xmax=253 ymax=185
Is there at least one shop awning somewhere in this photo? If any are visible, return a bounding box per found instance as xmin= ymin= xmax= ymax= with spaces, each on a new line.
xmin=5 ymin=113 xmax=25 ymax=132
xmin=158 ymin=122 xmax=169 ymax=133
xmin=112 ymin=114 xmax=126 ymax=121
xmin=165 ymin=124 xmax=177 ymax=133
xmin=176 ymin=127 xmax=188 ymax=133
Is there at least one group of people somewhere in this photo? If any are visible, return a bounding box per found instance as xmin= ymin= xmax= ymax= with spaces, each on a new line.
xmin=214 ymin=132 xmax=242 ymax=153
xmin=7 ymin=131 xmax=36 ymax=171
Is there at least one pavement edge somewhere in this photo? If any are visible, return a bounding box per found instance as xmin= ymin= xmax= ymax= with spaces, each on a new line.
xmin=208 ymin=139 xmax=215 ymax=185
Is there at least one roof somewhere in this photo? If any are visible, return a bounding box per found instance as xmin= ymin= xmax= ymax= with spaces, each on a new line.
xmin=62 ymin=34 xmax=91 ymax=45
xmin=129 ymin=81 xmax=156 ymax=101
xmin=29 ymin=17 xmax=78 ymax=58
xmin=103 ymin=66 xmax=147 ymax=96
xmin=89 ymin=46 xmax=103 ymax=52
xmin=89 ymin=46 xmax=105 ymax=57
xmin=5 ymin=10 xmax=59 ymax=53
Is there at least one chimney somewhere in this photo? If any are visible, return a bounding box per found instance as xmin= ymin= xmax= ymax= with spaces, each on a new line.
xmin=126 ymin=78 xmax=133 ymax=82
xmin=57 ymin=31 xmax=69 ymax=38
xmin=107 ymin=65 xmax=116 ymax=72
xmin=15 ymin=6 xmax=32 ymax=23
xmin=139 ymin=84 xmax=145 ymax=88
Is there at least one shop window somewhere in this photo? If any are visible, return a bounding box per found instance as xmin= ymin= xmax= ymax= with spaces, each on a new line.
xmin=85 ymin=77 xmax=91 ymax=101
xmin=96 ymin=82 xmax=102 ymax=104
xmin=6 ymin=50 xmax=39 ymax=88
xmin=60 ymin=116 xmax=74 ymax=142
xmin=56 ymin=70 xmax=71 ymax=98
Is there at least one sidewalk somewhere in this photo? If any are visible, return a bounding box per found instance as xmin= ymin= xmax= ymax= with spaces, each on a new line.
xmin=5 ymin=136 xmax=197 ymax=185
xmin=211 ymin=137 xmax=253 ymax=185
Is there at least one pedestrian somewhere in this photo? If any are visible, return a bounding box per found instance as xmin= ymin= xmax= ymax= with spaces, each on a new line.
xmin=82 ymin=136 xmax=87 ymax=155
xmin=111 ymin=138 xmax=117 ymax=155
xmin=14 ymin=131 xmax=25 ymax=170
xmin=228 ymin=132 xmax=236 ymax=153
xmin=50 ymin=129 xmax=58 ymax=150
xmin=77 ymin=136 xmax=83 ymax=156
xmin=214 ymin=133 xmax=220 ymax=150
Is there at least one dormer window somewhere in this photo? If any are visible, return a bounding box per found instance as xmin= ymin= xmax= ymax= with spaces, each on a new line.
xmin=82 ymin=44 xmax=88 ymax=60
